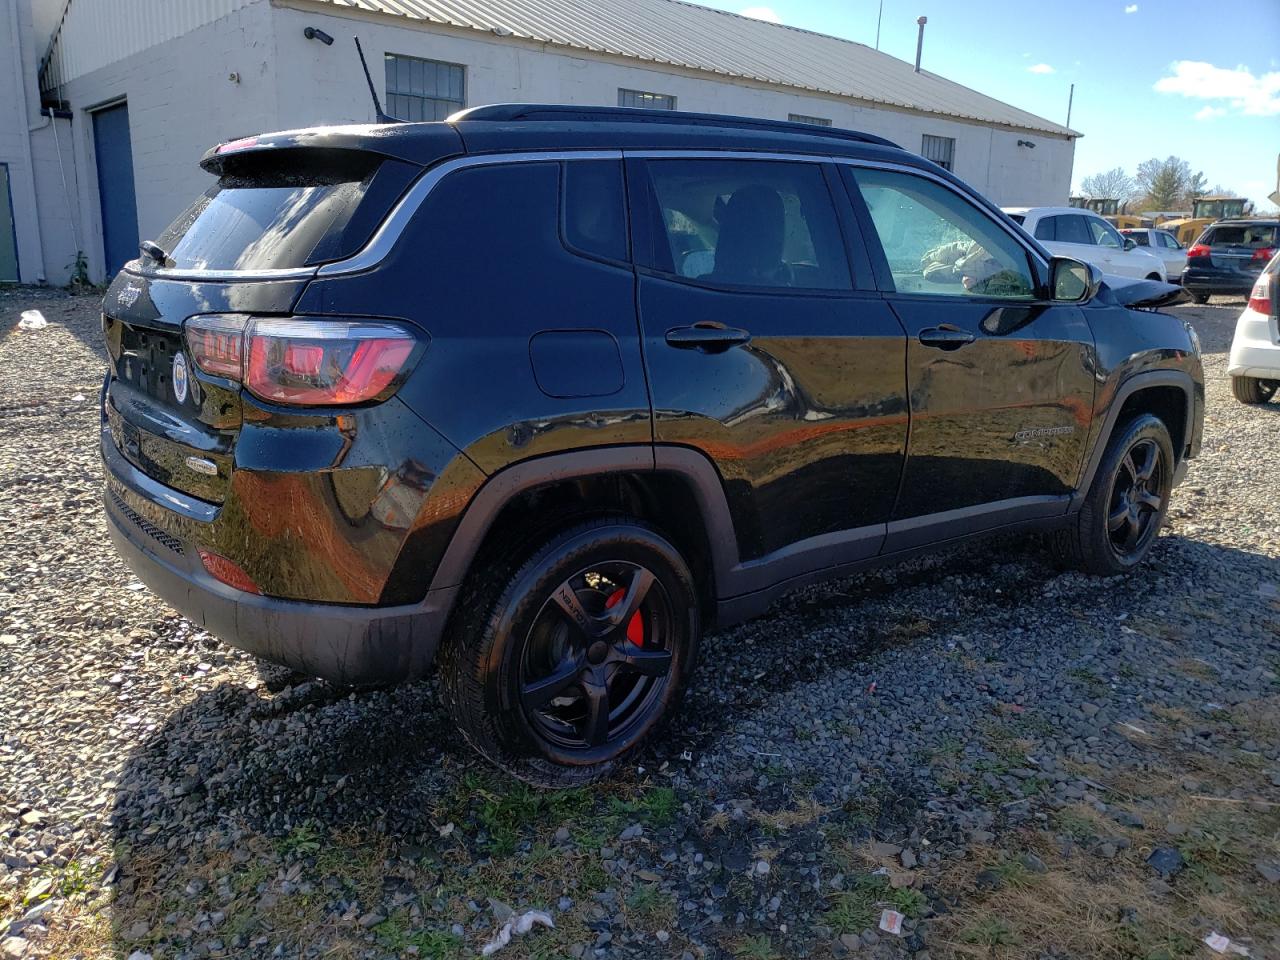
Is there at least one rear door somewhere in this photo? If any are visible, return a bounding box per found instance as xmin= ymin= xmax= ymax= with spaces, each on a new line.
xmin=92 ymin=103 xmax=140 ymax=278
xmin=844 ymin=165 xmax=1095 ymax=548
xmin=628 ymin=155 xmax=908 ymax=575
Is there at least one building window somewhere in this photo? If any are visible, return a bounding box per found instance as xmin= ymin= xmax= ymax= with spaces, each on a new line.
xmin=618 ymin=89 xmax=676 ymax=110
xmin=921 ymin=134 xmax=955 ymax=171
xmin=384 ymin=53 xmax=465 ymax=121
xmin=789 ymin=113 xmax=832 ymax=126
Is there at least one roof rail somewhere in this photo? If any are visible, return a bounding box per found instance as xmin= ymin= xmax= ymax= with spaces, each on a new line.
xmin=448 ymin=103 xmax=900 ymax=149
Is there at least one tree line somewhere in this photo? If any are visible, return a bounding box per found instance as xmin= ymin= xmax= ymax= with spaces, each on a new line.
xmin=1077 ymin=157 xmax=1237 ymax=211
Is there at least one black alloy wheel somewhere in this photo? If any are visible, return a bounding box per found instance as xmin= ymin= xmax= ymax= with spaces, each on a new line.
xmin=518 ymin=560 xmax=675 ymax=756
xmin=1106 ymin=437 xmax=1164 ymax=560
xmin=439 ymin=517 xmax=698 ymax=787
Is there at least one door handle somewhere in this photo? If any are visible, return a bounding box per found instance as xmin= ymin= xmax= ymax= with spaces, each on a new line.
xmin=665 ymin=322 xmax=752 ymax=352
xmin=917 ymin=325 xmax=976 ymax=350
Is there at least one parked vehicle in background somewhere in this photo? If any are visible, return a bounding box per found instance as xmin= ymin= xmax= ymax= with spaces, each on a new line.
xmin=1182 ymin=220 xmax=1280 ymax=304
xmin=100 ymin=105 xmax=1204 ymax=785
xmin=1227 ymin=250 xmax=1280 ymax=403
xmin=1120 ymin=228 xmax=1188 ymax=282
xmin=1004 ymin=206 xmax=1168 ymax=281
xmin=1163 ymin=196 xmax=1253 ymax=246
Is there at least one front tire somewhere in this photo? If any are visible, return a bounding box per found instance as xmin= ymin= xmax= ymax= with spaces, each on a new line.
xmin=1053 ymin=414 xmax=1174 ymax=576
xmin=439 ymin=517 xmax=700 ymax=787
xmin=1190 ymin=291 xmax=1210 ymax=304
xmin=1232 ymin=376 xmax=1278 ymax=404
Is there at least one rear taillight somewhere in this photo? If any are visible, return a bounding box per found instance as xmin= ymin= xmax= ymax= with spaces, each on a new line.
xmin=1248 ymin=274 xmax=1273 ymax=315
xmin=1252 ymin=247 xmax=1275 ymax=262
xmin=1186 ymin=243 xmax=1211 ymax=259
xmin=186 ymin=314 xmax=246 ymax=379
xmin=182 ymin=316 xmax=419 ymax=406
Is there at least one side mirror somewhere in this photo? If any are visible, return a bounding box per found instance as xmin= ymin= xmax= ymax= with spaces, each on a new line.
xmin=1123 ymin=237 xmax=1137 ymax=251
xmin=1050 ymin=256 xmax=1103 ymax=303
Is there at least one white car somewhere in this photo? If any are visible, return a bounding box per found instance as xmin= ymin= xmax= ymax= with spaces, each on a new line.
xmin=1118 ymin=227 xmax=1188 ymax=282
xmin=1227 ymin=250 xmax=1280 ymax=404
xmin=1003 ymin=206 xmax=1168 ymax=282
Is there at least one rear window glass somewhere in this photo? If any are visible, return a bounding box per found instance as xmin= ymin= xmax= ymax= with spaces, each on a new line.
xmin=1007 ymin=214 xmax=1025 ymax=225
xmin=1206 ymin=224 xmax=1280 ymax=248
xmin=1126 ymin=232 xmax=1150 ymax=246
xmin=562 ymin=160 xmax=628 ymax=262
xmin=152 ymin=153 xmax=379 ymax=271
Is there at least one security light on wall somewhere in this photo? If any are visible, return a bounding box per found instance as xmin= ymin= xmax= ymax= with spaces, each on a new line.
xmin=304 ymin=26 xmax=334 ymax=45
xmin=1017 ymin=139 xmax=1036 ymax=149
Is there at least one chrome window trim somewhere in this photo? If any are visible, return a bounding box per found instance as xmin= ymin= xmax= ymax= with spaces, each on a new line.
xmin=142 ymin=147 xmax=1046 ymax=282
xmin=317 ymin=150 xmax=623 ymax=277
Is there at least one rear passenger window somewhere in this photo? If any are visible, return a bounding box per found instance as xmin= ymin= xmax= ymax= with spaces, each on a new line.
xmin=562 ymin=160 xmax=628 ymax=262
xmin=639 ymin=159 xmax=851 ymax=290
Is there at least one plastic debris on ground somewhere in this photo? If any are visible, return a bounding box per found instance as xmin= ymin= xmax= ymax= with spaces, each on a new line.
xmin=1204 ymin=932 xmax=1250 ymax=956
xmin=879 ymin=909 xmax=904 ymax=935
xmin=17 ymin=311 xmax=48 ymax=331
xmin=480 ymin=909 xmax=555 ymax=956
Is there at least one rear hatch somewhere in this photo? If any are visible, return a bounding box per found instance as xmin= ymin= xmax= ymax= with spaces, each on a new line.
xmin=1201 ymin=222 xmax=1279 ymax=278
xmin=103 ymin=147 xmax=425 ymax=503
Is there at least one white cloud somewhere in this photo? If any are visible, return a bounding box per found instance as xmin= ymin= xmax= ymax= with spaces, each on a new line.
xmin=1155 ymin=60 xmax=1280 ymax=116
xmin=1027 ymin=63 xmax=1055 ymax=75
xmin=740 ymin=6 xmax=782 ymax=22
xmin=1194 ymin=105 xmax=1226 ymax=120
xmin=1124 ymin=4 xmax=1138 ymax=13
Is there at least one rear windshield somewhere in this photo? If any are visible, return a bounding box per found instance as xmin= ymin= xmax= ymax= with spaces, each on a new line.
xmin=1206 ymin=224 xmax=1280 ymax=248
xmin=152 ymin=152 xmax=380 ymax=271
xmin=1126 ymin=232 xmax=1150 ymax=245
xmin=1007 ymin=214 xmax=1025 ymax=225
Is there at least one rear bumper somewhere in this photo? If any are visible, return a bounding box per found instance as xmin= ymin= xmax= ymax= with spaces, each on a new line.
xmin=1181 ymin=267 xmax=1258 ymax=295
xmin=1227 ymin=309 xmax=1280 ymax=380
xmin=103 ymin=429 xmax=455 ymax=685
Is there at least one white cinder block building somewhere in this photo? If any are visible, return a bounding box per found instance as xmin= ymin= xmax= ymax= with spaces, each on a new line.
xmin=3 ymin=0 xmax=1080 ymax=284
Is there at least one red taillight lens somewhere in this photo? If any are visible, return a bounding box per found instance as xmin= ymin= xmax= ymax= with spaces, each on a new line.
xmin=185 ymin=314 xmax=247 ymax=379
xmin=1252 ymin=247 xmax=1275 ymax=261
xmin=1248 ymin=274 xmax=1273 ymax=315
xmin=1187 ymin=244 xmax=1211 ymax=259
xmin=198 ymin=549 xmax=260 ymax=594
xmin=244 ymin=319 xmax=417 ymax=406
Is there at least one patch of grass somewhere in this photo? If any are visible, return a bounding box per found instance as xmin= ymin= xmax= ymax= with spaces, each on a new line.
xmin=57 ymin=859 xmax=91 ymax=900
xmin=277 ymin=822 xmax=323 ymax=857
xmin=731 ymin=934 xmax=781 ymax=959
xmin=1067 ymin=667 xmax=1108 ymax=695
xmin=375 ymin=914 xmax=463 ymax=958
xmin=986 ymin=859 xmax=1035 ymax=890
xmin=960 ymin=915 xmax=1018 ymax=946
xmin=607 ymin=786 xmax=678 ymax=826
xmin=625 ymin=884 xmax=675 ymax=926
xmin=826 ymin=875 xmax=926 ymax=934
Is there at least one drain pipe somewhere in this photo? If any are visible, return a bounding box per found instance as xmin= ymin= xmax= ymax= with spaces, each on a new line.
xmin=9 ymin=0 xmax=47 ymax=282
xmin=914 ymin=16 xmax=927 ymax=73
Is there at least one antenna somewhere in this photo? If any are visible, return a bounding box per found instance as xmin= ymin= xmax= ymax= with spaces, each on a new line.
xmin=354 ymin=36 xmax=396 ymax=124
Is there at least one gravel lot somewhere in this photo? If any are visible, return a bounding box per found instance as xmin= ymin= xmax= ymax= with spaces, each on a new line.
xmin=1 ymin=287 xmax=1277 ymax=960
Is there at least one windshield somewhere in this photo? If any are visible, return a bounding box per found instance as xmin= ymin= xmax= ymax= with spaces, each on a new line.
xmin=151 ymin=156 xmax=378 ymax=271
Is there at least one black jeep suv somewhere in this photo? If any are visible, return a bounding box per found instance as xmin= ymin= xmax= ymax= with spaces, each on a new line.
xmin=101 ymin=105 xmax=1204 ymax=785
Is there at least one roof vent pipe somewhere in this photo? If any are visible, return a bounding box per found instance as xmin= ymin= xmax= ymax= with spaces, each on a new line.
xmin=914 ymin=16 xmax=927 ymax=73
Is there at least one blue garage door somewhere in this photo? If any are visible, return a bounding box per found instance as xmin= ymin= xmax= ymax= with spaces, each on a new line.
xmin=0 ymin=164 xmax=17 ymax=283
xmin=92 ymin=103 xmax=140 ymax=277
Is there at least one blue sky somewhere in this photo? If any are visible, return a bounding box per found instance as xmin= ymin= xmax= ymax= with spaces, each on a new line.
xmin=696 ymin=0 xmax=1280 ymax=211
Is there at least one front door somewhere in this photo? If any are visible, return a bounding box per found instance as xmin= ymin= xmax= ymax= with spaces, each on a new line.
xmin=628 ymin=156 xmax=908 ymax=585
xmin=92 ymin=102 xmax=140 ymax=277
xmin=844 ymin=165 xmax=1096 ymax=550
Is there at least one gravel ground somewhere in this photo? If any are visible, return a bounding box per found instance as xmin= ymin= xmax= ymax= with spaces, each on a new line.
xmin=1 ymin=288 xmax=1277 ymax=960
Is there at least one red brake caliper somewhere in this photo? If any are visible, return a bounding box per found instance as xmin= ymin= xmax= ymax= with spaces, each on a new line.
xmin=604 ymin=588 xmax=645 ymax=646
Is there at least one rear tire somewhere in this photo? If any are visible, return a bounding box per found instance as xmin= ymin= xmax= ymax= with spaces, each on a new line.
xmin=1191 ymin=291 xmax=1210 ymax=304
xmin=1053 ymin=414 xmax=1174 ymax=576
xmin=1232 ymin=376 xmax=1277 ymax=404
xmin=438 ymin=517 xmax=699 ymax=787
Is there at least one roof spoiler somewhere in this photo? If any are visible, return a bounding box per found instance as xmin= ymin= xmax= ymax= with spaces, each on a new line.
xmin=448 ymin=103 xmax=900 ymax=148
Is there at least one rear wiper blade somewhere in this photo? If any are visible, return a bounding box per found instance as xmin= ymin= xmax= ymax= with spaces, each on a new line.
xmin=139 ymin=240 xmax=168 ymax=264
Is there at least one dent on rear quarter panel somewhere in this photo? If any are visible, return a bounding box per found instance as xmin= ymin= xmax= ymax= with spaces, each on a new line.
xmin=293 ymin=160 xmax=653 ymax=475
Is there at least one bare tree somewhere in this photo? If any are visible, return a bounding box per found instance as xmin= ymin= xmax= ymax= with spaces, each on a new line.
xmin=1134 ymin=156 xmax=1209 ymax=209
xmin=1079 ymin=167 xmax=1136 ymax=200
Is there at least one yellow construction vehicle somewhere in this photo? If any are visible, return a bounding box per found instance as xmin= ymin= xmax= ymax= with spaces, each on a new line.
xmin=1161 ymin=196 xmax=1253 ymax=246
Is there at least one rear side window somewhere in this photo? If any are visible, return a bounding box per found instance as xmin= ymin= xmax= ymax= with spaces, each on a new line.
xmin=152 ymin=152 xmax=383 ymax=271
xmin=1007 ymin=214 xmax=1025 ymax=225
xmin=1036 ymin=214 xmax=1091 ymax=245
xmin=562 ymin=160 xmax=628 ymax=262
xmin=638 ymin=159 xmax=851 ymax=290
xmin=1206 ymin=224 xmax=1280 ymax=248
